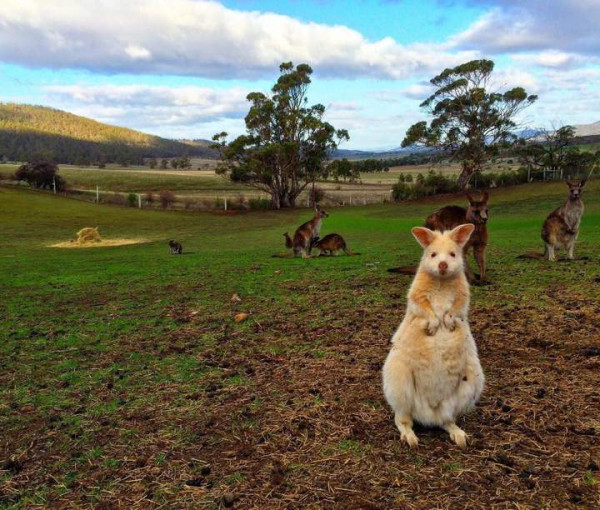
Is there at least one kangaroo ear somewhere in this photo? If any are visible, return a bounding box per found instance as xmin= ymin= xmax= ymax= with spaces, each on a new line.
xmin=566 ymin=181 xmax=573 ymax=187
xmin=449 ymin=224 xmax=475 ymax=246
xmin=481 ymin=190 xmax=489 ymax=203
xmin=466 ymin=192 xmax=475 ymax=204
xmin=580 ymin=179 xmax=587 ymax=188
xmin=412 ymin=227 xmax=437 ymax=248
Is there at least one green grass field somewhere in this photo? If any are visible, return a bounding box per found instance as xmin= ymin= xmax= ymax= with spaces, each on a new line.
xmin=1 ymin=181 xmax=599 ymax=508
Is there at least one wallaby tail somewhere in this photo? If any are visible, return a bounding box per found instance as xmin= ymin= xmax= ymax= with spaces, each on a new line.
xmin=516 ymin=252 xmax=545 ymax=260
xmin=271 ymin=252 xmax=294 ymax=258
xmin=343 ymin=249 xmax=361 ymax=256
xmin=387 ymin=265 xmax=417 ymax=275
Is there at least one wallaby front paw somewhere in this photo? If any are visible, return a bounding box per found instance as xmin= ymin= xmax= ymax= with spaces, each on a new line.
xmin=443 ymin=313 xmax=458 ymax=331
xmin=401 ymin=430 xmax=419 ymax=448
xmin=425 ymin=317 xmax=440 ymax=336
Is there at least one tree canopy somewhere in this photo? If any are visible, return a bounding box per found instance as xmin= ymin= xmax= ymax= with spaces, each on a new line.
xmin=402 ymin=59 xmax=537 ymax=189
xmin=15 ymin=161 xmax=66 ymax=190
xmin=213 ymin=62 xmax=349 ymax=208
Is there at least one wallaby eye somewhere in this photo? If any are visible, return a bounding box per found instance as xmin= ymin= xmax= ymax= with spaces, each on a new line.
xmin=450 ymin=252 xmax=456 ymax=257
xmin=431 ymin=252 xmax=437 ymax=258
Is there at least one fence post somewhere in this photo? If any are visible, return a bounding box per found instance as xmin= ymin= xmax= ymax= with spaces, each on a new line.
xmin=96 ymin=185 xmax=100 ymax=203
xmin=224 ymin=197 xmax=228 ymax=211
xmin=138 ymin=194 xmax=142 ymax=209
xmin=53 ymin=177 xmax=56 ymax=194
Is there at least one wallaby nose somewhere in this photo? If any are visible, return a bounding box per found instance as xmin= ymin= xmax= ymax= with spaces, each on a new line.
xmin=438 ymin=261 xmax=448 ymax=273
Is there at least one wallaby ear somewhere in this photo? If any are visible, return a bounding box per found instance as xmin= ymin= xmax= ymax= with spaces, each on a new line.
xmin=465 ymin=192 xmax=475 ymax=204
xmin=580 ymin=179 xmax=587 ymax=188
xmin=566 ymin=181 xmax=573 ymax=187
xmin=449 ymin=223 xmax=475 ymax=247
xmin=481 ymin=190 xmax=489 ymax=203
xmin=412 ymin=227 xmax=437 ymax=248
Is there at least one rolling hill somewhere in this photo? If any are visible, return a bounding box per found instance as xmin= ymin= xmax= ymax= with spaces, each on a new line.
xmin=0 ymin=103 xmax=217 ymax=165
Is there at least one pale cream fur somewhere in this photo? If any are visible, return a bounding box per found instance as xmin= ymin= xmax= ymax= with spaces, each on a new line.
xmin=382 ymin=224 xmax=484 ymax=448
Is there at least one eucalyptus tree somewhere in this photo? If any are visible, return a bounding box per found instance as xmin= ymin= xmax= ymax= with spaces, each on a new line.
xmin=213 ymin=62 xmax=348 ymax=208
xmin=402 ymin=59 xmax=537 ymax=189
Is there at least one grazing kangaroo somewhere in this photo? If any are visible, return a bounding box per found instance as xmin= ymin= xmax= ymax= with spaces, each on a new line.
xmin=542 ymin=180 xmax=585 ymax=260
xmin=313 ymin=234 xmax=360 ymax=256
xmin=424 ymin=192 xmax=490 ymax=282
xmin=383 ymin=224 xmax=485 ymax=448
xmin=273 ymin=206 xmax=329 ymax=258
xmin=168 ymin=240 xmax=183 ymax=254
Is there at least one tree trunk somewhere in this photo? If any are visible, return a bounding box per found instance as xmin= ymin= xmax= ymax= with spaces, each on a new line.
xmin=457 ymin=167 xmax=473 ymax=190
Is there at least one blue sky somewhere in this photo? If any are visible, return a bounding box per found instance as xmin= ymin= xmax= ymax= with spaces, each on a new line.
xmin=1 ymin=0 xmax=599 ymax=149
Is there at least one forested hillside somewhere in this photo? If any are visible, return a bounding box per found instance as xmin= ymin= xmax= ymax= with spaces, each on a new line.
xmin=0 ymin=103 xmax=216 ymax=164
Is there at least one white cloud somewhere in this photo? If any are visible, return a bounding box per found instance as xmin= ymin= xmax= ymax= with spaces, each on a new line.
xmin=43 ymin=84 xmax=250 ymax=136
xmin=0 ymin=0 xmax=477 ymax=80
xmin=125 ymin=45 xmax=152 ymax=61
xmin=451 ymin=1 xmax=600 ymax=56
xmin=511 ymin=51 xmax=593 ymax=70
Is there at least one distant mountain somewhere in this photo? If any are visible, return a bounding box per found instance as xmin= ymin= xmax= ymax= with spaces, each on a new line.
xmin=0 ymin=103 xmax=218 ymax=164
xmin=573 ymin=121 xmax=600 ymax=137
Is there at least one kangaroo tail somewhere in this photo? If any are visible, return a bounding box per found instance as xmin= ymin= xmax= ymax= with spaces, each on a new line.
xmin=387 ymin=265 xmax=417 ymax=275
xmin=284 ymin=233 xmax=293 ymax=249
xmin=343 ymin=249 xmax=361 ymax=256
xmin=516 ymin=252 xmax=545 ymax=259
xmin=271 ymin=252 xmax=294 ymax=258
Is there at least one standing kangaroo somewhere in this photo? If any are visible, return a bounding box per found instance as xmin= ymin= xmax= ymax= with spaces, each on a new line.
xmin=425 ymin=192 xmax=490 ymax=282
xmin=542 ymin=180 xmax=586 ymax=261
xmin=383 ymin=224 xmax=484 ymax=448
xmin=274 ymin=206 xmax=329 ymax=258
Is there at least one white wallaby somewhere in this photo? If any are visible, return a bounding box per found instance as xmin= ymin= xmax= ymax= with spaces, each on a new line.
xmin=382 ymin=224 xmax=485 ymax=448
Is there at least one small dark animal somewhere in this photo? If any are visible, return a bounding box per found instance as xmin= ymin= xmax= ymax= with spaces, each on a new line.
xmin=168 ymin=240 xmax=183 ymax=254
xmin=283 ymin=232 xmax=293 ymax=249
xmin=313 ymin=234 xmax=360 ymax=256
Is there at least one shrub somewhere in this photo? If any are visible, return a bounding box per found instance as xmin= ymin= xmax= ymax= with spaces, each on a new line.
xmin=127 ymin=193 xmax=138 ymax=207
xmin=248 ymin=198 xmax=272 ymax=210
xmin=15 ymin=161 xmax=66 ymax=190
xmin=404 ymin=173 xmax=413 ymax=183
xmin=391 ymin=181 xmax=412 ymax=201
xmin=309 ymin=186 xmax=326 ymax=207
xmin=159 ymin=190 xmax=175 ymax=209
xmin=145 ymin=191 xmax=155 ymax=204
xmin=183 ymin=198 xmax=197 ymax=210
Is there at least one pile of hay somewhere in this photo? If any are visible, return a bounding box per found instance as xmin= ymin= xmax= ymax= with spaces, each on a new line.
xmin=75 ymin=227 xmax=102 ymax=245
xmin=50 ymin=227 xmax=148 ymax=249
